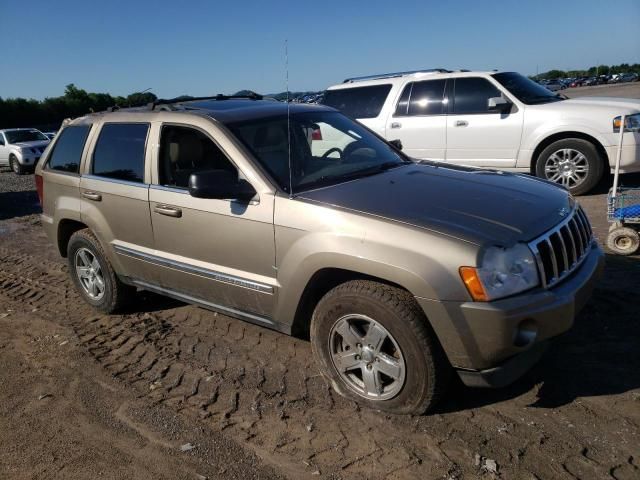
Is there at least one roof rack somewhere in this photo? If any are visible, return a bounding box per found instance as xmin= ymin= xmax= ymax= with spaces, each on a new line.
xmin=342 ymin=68 xmax=451 ymax=83
xmin=148 ymin=93 xmax=263 ymax=111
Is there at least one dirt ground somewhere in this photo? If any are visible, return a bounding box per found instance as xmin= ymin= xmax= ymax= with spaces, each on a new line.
xmin=1 ymin=83 xmax=639 ymax=480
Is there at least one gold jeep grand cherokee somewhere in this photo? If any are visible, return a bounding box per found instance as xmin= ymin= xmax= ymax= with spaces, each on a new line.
xmin=35 ymin=95 xmax=604 ymax=414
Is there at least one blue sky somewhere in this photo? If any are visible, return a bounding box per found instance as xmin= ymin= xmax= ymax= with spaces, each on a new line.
xmin=1 ymin=0 xmax=639 ymax=100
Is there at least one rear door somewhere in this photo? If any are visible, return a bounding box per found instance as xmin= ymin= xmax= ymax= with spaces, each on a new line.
xmin=384 ymin=79 xmax=448 ymax=160
xmin=445 ymin=77 xmax=523 ymax=167
xmin=80 ymin=122 xmax=156 ymax=283
xmin=147 ymin=122 xmax=277 ymax=323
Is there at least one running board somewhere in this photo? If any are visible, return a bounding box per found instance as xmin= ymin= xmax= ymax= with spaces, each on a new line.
xmin=129 ymin=279 xmax=291 ymax=335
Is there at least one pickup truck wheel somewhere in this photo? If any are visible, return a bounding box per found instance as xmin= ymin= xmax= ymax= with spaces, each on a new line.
xmin=310 ymin=280 xmax=449 ymax=415
xmin=9 ymin=155 xmax=26 ymax=175
xmin=67 ymin=229 xmax=135 ymax=313
xmin=535 ymin=139 xmax=603 ymax=195
xmin=607 ymin=227 xmax=639 ymax=255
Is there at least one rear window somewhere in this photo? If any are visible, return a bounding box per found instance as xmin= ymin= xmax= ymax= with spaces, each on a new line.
xmin=92 ymin=123 xmax=149 ymax=183
xmin=46 ymin=125 xmax=91 ymax=174
xmin=322 ymin=84 xmax=392 ymax=119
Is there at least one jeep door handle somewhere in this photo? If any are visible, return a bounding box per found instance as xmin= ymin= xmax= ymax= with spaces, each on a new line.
xmin=154 ymin=204 xmax=182 ymax=218
xmin=455 ymin=120 xmax=469 ymax=127
xmin=82 ymin=191 xmax=102 ymax=201
xmin=390 ymin=122 xmax=402 ymax=129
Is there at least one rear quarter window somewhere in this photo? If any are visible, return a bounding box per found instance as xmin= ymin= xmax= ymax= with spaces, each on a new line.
xmin=46 ymin=125 xmax=92 ymax=174
xmin=322 ymin=84 xmax=392 ymax=119
xmin=91 ymin=123 xmax=149 ymax=183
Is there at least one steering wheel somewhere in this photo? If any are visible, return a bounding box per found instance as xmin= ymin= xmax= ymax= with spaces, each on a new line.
xmin=342 ymin=140 xmax=367 ymax=162
xmin=322 ymin=147 xmax=343 ymax=160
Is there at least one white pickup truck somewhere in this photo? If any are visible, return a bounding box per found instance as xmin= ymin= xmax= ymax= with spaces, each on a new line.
xmin=0 ymin=128 xmax=51 ymax=175
xmin=322 ymin=70 xmax=640 ymax=195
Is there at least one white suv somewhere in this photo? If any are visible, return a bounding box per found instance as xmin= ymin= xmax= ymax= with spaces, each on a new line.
xmin=0 ymin=128 xmax=51 ymax=174
xmin=323 ymin=70 xmax=640 ymax=195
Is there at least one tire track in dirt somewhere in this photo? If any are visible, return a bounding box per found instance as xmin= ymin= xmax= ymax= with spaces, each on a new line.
xmin=1 ymin=246 xmax=638 ymax=479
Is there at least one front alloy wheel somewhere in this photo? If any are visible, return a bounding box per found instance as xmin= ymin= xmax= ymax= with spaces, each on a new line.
xmin=329 ymin=314 xmax=406 ymax=400
xmin=543 ymin=148 xmax=589 ymax=189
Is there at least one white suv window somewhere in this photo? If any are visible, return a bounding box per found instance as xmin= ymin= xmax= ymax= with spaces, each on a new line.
xmin=452 ymin=78 xmax=502 ymax=115
xmin=322 ymin=84 xmax=392 ymax=119
xmin=394 ymin=79 xmax=447 ymax=116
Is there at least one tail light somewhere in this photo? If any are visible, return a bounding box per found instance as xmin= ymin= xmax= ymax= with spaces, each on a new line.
xmin=311 ymin=127 xmax=323 ymax=141
xmin=35 ymin=174 xmax=44 ymax=206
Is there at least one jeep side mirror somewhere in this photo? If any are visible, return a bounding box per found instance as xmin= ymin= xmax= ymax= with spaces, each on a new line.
xmin=188 ymin=170 xmax=256 ymax=202
xmin=487 ymin=96 xmax=512 ymax=113
xmin=389 ymin=139 xmax=403 ymax=150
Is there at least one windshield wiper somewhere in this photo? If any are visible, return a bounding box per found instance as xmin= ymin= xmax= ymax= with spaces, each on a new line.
xmin=298 ymin=161 xmax=405 ymax=191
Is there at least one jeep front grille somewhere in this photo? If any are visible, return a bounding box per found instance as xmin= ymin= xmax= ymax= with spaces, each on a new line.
xmin=529 ymin=206 xmax=593 ymax=289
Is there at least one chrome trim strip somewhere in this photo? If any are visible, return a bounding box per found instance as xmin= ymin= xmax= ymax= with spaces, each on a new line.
xmin=82 ymin=174 xmax=148 ymax=188
xmin=113 ymin=244 xmax=274 ymax=294
xmin=130 ymin=279 xmax=282 ymax=331
xmin=528 ymin=205 xmax=594 ymax=289
xmin=150 ymin=184 xmax=189 ymax=194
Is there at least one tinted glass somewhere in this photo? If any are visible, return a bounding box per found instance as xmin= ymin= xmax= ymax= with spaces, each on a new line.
xmin=453 ymin=78 xmax=502 ymax=114
xmin=407 ymin=79 xmax=447 ymax=116
xmin=5 ymin=129 xmax=49 ymax=143
xmin=322 ymin=85 xmax=392 ymax=119
xmin=47 ymin=125 xmax=91 ymax=173
xmin=492 ymin=72 xmax=563 ymax=105
xmin=394 ymin=84 xmax=411 ymax=116
xmin=159 ymin=125 xmax=236 ymax=188
xmin=92 ymin=123 xmax=148 ymax=183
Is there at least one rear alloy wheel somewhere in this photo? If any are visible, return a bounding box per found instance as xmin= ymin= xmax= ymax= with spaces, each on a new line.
xmin=9 ymin=155 xmax=26 ymax=175
xmin=67 ymin=229 xmax=135 ymax=313
xmin=311 ymin=280 xmax=450 ymax=415
xmin=607 ymin=227 xmax=640 ymax=256
xmin=535 ymin=139 xmax=603 ymax=195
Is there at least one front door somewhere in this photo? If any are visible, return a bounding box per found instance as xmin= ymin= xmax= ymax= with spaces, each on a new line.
xmin=80 ymin=122 xmax=156 ymax=283
xmin=384 ymin=79 xmax=448 ymax=160
xmin=445 ymin=77 xmax=523 ymax=168
xmin=0 ymin=133 xmax=8 ymax=165
xmin=148 ymin=123 xmax=276 ymax=323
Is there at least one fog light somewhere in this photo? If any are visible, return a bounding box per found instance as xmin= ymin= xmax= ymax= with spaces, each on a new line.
xmin=513 ymin=318 xmax=537 ymax=347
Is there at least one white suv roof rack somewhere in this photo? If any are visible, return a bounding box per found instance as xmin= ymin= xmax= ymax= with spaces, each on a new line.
xmin=342 ymin=68 xmax=452 ymax=83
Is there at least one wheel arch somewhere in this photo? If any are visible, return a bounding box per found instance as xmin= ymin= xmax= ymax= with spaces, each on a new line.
xmin=289 ymin=267 xmax=417 ymax=339
xmin=530 ymin=131 xmax=608 ymax=174
xmin=57 ymin=219 xmax=89 ymax=257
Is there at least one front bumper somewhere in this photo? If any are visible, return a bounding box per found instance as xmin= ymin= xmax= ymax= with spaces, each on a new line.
xmin=605 ymin=131 xmax=640 ymax=174
xmin=416 ymin=242 xmax=604 ymax=388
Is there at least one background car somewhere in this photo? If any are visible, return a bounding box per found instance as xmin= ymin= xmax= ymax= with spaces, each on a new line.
xmin=0 ymin=128 xmax=50 ymax=174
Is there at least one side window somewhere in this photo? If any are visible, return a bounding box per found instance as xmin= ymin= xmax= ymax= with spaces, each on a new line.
xmin=159 ymin=125 xmax=236 ymax=188
xmin=322 ymin=84 xmax=392 ymax=119
xmin=453 ymin=78 xmax=502 ymax=114
xmin=92 ymin=123 xmax=149 ymax=183
xmin=46 ymin=125 xmax=91 ymax=174
xmin=394 ymin=84 xmax=412 ymax=116
xmin=0 ymin=133 xmax=5 ymax=146
xmin=407 ymin=79 xmax=447 ymax=116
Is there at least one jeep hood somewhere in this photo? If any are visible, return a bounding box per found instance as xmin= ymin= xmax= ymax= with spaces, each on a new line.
xmin=298 ymin=163 xmax=573 ymax=245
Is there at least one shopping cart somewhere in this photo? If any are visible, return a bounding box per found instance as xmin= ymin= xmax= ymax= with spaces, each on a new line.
xmin=607 ymin=114 xmax=640 ymax=255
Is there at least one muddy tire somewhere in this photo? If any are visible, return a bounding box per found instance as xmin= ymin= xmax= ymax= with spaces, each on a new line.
xmin=310 ymin=280 xmax=450 ymax=415
xmin=535 ymin=138 xmax=603 ymax=196
xmin=9 ymin=155 xmax=27 ymax=175
xmin=607 ymin=227 xmax=640 ymax=256
xmin=67 ymin=229 xmax=135 ymax=313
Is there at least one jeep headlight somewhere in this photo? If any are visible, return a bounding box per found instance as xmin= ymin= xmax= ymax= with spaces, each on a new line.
xmin=460 ymin=244 xmax=539 ymax=301
xmin=613 ymin=113 xmax=640 ymax=132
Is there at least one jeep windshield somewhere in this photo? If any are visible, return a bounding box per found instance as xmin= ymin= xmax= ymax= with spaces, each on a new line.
xmin=226 ymin=111 xmax=409 ymax=193
xmin=5 ymin=129 xmax=49 ymax=143
xmin=492 ymin=72 xmax=565 ymax=105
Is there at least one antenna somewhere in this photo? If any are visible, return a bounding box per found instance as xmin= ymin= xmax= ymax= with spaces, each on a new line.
xmin=286 ymin=39 xmax=293 ymax=198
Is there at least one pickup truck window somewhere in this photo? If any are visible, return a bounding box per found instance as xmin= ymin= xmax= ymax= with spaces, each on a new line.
xmin=46 ymin=125 xmax=91 ymax=174
xmin=322 ymin=84 xmax=392 ymax=119
xmin=92 ymin=123 xmax=149 ymax=183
